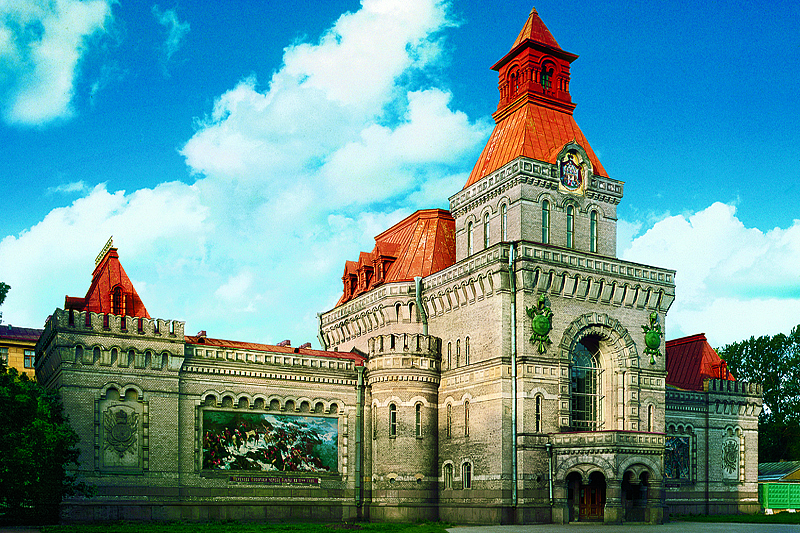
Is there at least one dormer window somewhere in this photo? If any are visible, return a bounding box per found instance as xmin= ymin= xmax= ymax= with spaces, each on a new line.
xmin=112 ymin=286 xmax=124 ymax=316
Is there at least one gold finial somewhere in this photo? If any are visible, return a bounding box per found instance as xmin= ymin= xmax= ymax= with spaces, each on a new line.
xmin=95 ymin=236 xmax=114 ymax=265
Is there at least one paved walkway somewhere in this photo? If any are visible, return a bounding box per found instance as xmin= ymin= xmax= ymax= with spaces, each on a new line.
xmin=449 ymin=523 xmax=800 ymax=533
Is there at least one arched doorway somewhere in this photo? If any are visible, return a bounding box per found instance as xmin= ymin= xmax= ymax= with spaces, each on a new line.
xmin=566 ymin=470 xmax=606 ymax=522
xmin=622 ymin=468 xmax=651 ymax=522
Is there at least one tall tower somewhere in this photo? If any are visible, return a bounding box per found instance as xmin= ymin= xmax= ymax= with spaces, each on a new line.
xmin=451 ymin=7 xmax=622 ymax=261
xmin=366 ymin=333 xmax=441 ymax=521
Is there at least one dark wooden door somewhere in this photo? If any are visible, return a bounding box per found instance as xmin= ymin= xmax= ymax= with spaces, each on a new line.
xmin=579 ymin=484 xmax=605 ymax=520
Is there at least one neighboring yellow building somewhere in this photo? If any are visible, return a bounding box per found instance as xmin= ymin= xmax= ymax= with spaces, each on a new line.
xmin=0 ymin=324 xmax=42 ymax=378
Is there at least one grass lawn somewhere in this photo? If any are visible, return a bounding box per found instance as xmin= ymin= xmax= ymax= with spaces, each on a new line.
xmin=41 ymin=521 xmax=453 ymax=533
xmin=672 ymin=512 xmax=800 ymax=524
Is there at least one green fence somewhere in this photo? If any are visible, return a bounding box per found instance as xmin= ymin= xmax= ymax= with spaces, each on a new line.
xmin=760 ymin=483 xmax=800 ymax=509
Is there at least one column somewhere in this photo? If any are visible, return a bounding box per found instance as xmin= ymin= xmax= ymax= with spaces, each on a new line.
xmin=604 ymin=477 xmax=623 ymax=524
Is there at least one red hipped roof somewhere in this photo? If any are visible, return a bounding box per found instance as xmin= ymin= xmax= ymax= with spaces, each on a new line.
xmin=337 ymin=209 xmax=455 ymax=305
xmin=665 ymin=333 xmax=736 ymax=391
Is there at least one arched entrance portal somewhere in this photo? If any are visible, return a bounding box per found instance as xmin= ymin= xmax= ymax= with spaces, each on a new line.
xmin=566 ymin=471 xmax=606 ymax=522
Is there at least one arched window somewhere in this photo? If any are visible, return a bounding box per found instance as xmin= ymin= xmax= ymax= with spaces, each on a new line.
xmin=447 ymin=342 xmax=452 ymax=370
xmin=566 ymin=205 xmax=575 ymax=249
xmin=409 ymin=301 xmax=416 ymax=322
xmin=93 ymin=347 xmax=101 ymax=363
xmin=446 ymin=404 xmax=452 ymax=438
xmin=462 ymin=462 xmax=472 ymax=489
xmin=501 ymin=204 xmax=508 ymax=241
xmin=541 ymin=65 xmax=553 ymax=90
xmin=571 ymin=336 xmax=601 ymax=430
xmin=395 ymin=302 xmax=402 ymax=322
xmin=483 ymin=213 xmax=490 ymax=249
xmin=465 ymin=337 xmax=470 ymax=366
xmin=415 ymin=403 xmax=423 ymax=438
xmin=590 ymin=210 xmax=598 ymax=253
xmin=372 ymin=404 xmax=377 ymax=439
xmin=467 ymin=222 xmax=474 ymax=256
xmin=542 ymin=200 xmax=550 ymax=244
xmin=112 ymin=286 xmax=123 ymax=316
xmin=75 ymin=345 xmax=83 ymax=363
xmin=648 ymin=404 xmax=655 ymax=432
xmin=389 ymin=403 xmax=397 ymax=437
xmin=464 ymin=400 xmax=470 ymax=437
xmin=444 ymin=463 xmax=453 ymax=489
xmin=535 ymin=395 xmax=542 ymax=433
xmin=456 ymin=339 xmax=460 ymax=367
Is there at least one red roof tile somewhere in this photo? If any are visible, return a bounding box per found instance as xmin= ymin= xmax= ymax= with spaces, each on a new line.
xmin=65 ymin=247 xmax=150 ymax=318
xmin=465 ymin=100 xmax=607 ymax=189
xmin=184 ymin=335 xmax=365 ymax=366
xmin=665 ymin=333 xmax=736 ymax=391
xmin=336 ymin=209 xmax=455 ymax=305
xmin=512 ymin=7 xmax=561 ymax=50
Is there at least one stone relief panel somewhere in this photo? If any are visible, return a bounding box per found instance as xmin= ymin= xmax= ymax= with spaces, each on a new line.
xmin=721 ymin=436 xmax=740 ymax=481
xmin=98 ymin=396 xmax=144 ymax=471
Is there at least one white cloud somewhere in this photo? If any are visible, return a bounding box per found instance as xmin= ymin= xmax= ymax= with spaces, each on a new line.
xmin=0 ymin=0 xmax=488 ymax=348
xmin=46 ymin=180 xmax=89 ymax=194
xmin=152 ymin=5 xmax=189 ymax=67
xmin=0 ymin=182 xmax=208 ymax=328
xmin=622 ymin=202 xmax=800 ymax=347
xmin=0 ymin=0 xmax=112 ymax=126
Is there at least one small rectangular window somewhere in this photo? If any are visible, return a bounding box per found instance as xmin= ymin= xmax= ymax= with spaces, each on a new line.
xmin=0 ymin=347 xmax=8 ymax=365
xmin=389 ymin=404 xmax=397 ymax=437
xmin=24 ymin=349 xmax=35 ymax=368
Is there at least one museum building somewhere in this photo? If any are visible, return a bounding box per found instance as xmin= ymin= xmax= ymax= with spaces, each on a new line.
xmin=36 ymin=8 xmax=761 ymax=525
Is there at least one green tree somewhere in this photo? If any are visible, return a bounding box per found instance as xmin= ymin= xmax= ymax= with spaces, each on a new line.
xmin=717 ymin=325 xmax=800 ymax=462
xmin=0 ymin=365 xmax=89 ymax=524
xmin=0 ymin=282 xmax=8 ymax=322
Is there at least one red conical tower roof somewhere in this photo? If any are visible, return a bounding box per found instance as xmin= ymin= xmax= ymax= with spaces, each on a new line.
xmin=464 ymin=7 xmax=607 ymax=189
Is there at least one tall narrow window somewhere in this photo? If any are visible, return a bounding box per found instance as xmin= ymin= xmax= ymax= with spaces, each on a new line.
xmin=415 ymin=403 xmax=423 ymax=438
xmin=535 ymin=395 xmax=542 ymax=433
xmin=566 ymin=205 xmax=574 ymax=249
xmin=373 ymin=405 xmax=377 ymax=439
xmin=112 ymin=286 xmax=123 ymax=315
xmin=483 ymin=213 xmax=490 ymax=249
xmin=541 ymin=66 xmax=553 ymax=90
xmin=456 ymin=340 xmax=460 ymax=367
xmin=465 ymin=337 xmax=470 ymax=366
xmin=462 ymin=462 xmax=472 ymax=489
xmin=648 ymin=404 xmax=654 ymax=432
xmin=571 ymin=336 xmax=601 ymax=430
xmin=444 ymin=464 xmax=453 ymax=489
xmin=446 ymin=404 xmax=452 ymax=438
xmin=389 ymin=403 xmax=397 ymax=437
xmin=447 ymin=342 xmax=452 ymax=370
xmin=501 ymin=204 xmax=508 ymax=241
xmin=590 ymin=210 xmax=598 ymax=253
xmin=24 ymin=349 xmax=34 ymax=368
xmin=464 ymin=400 xmax=470 ymax=437
xmin=542 ymin=200 xmax=550 ymax=244
xmin=467 ymin=222 xmax=474 ymax=256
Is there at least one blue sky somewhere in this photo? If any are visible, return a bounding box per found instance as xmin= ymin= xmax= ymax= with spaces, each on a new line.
xmin=1 ymin=0 xmax=799 ymax=349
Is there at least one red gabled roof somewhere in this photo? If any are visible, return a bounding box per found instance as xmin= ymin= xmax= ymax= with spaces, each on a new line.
xmin=665 ymin=333 xmax=736 ymax=391
xmin=184 ymin=335 xmax=366 ymax=366
xmin=65 ymin=247 xmax=150 ymax=318
xmin=464 ymin=7 xmax=606 ymax=189
xmin=336 ymin=209 xmax=456 ymax=305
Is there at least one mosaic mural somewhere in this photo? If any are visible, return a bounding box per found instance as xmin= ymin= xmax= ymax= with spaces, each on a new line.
xmin=664 ymin=435 xmax=690 ymax=481
xmin=202 ymin=411 xmax=338 ymax=472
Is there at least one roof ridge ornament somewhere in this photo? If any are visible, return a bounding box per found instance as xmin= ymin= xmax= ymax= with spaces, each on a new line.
xmin=95 ymin=236 xmax=114 ymax=266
